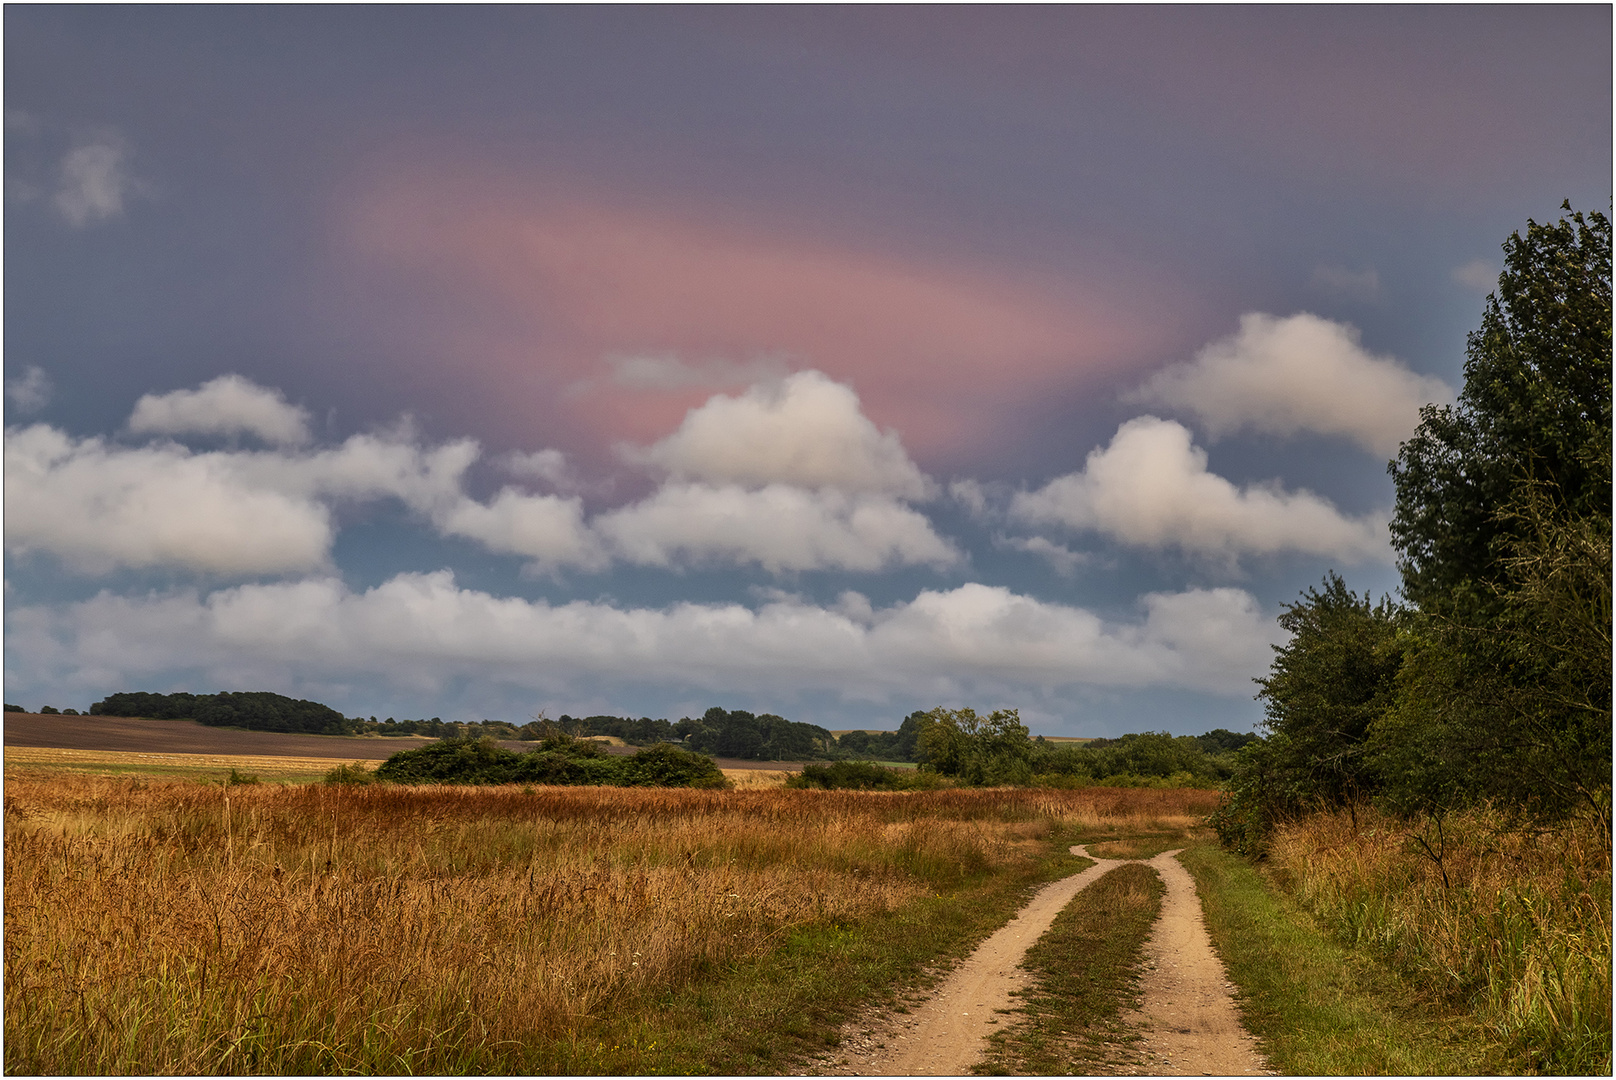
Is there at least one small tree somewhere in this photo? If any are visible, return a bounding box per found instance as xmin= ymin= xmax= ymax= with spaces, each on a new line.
xmin=917 ymin=706 xmax=1033 ymax=786
xmin=1253 ymin=573 xmax=1405 ymax=821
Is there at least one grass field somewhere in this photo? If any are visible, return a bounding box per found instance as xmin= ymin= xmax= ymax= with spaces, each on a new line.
xmin=9 ymin=743 xmax=1600 ymax=1075
xmin=3 ymin=765 xmax=1213 ymax=1075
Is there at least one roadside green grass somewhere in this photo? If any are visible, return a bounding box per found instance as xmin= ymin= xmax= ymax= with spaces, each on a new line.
xmin=1180 ymin=841 xmax=1500 ymax=1075
xmin=976 ymin=860 xmax=1164 ymax=1075
xmin=542 ymin=828 xmax=1097 ymax=1075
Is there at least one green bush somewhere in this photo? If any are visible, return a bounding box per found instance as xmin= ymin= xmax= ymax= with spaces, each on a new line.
xmin=616 ymin=742 xmax=730 ymax=788
xmin=786 ymin=760 xmax=947 ymax=791
xmin=323 ymin=761 xmax=377 ymax=785
xmin=373 ymin=735 xmax=730 ymax=789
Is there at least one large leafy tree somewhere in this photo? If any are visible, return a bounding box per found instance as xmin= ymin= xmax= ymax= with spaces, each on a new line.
xmin=1221 ymin=205 xmax=1611 ymax=850
xmin=1389 ymin=203 xmax=1611 ymax=617
xmin=1381 ymin=203 xmax=1612 ymax=825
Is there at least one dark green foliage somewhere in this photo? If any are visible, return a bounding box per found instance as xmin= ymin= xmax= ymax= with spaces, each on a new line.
xmin=559 ymin=714 xmax=682 ymax=746
xmin=373 ymin=735 xmax=729 ymax=789
xmin=615 ymin=742 xmax=730 ymax=788
xmin=225 ymin=768 xmax=261 ymax=786
xmin=1207 ymin=738 xmax=1291 ymax=857
xmin=676 ymin=707 xmax=835 ymax=760
xmin=1220 ymin=205 xmax=1613 ymax=853
xmin=1254 ymin=573 xmax=1406 ymax=814
xmin=1390 ymin=204 xmax=1610 ymax=618
xmin=1195 ymin=728 xmax=1260 ymax=755
xmin=3 ymin=704 xmax=24 ymax=712
xmin=38 ymin=706 xmax=59 ymax=715
xmin=835 ymin=712 xmax=929 ymax=762
xmin=90 ymin=690 xmax=356 ymax=735
xmin=915 ymin=706 xmax=1034 ymax=785
xmin=1032 ymin=731 xmax=1233 ymax=785
xmin=61 ymin=709 xmax=80 ymax=716
xmin=1380 ymin=204 xmax=1612 ymax=827
xmin=323 ymin=761 xmax=377 ymax=785
xmin=374 ymin=735 xmax=518 ymax=784
xmin=785 ymin=760 xmax=946 ymax=791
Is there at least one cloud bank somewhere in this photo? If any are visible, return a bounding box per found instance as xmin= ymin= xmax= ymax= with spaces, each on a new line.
xmin=7 ymin=372 xmax=956 ymax=578
xmin=6 ymin=572 xmax=1277 ymax=703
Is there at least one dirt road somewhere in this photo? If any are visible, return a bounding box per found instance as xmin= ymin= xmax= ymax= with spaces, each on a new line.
xmin=814 ymin=845 xmax=1269 ymax=1077
xmin=1118 ymin=851 xmax=1270 ymax=1076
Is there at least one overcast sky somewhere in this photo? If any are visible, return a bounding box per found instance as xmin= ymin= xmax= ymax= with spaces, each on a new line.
xmin=5 ymin=6 xmax=1610 ymax=735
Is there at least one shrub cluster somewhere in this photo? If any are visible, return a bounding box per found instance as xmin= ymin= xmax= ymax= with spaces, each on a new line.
xmin=785 ymin=760 xmax=948 ymax=791
xmin=370 ymin=735 xmax=729 ymax=789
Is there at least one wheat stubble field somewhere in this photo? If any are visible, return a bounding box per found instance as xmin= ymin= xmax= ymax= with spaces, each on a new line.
xmin=3 ymin=753 xmax=1214 ymax=1075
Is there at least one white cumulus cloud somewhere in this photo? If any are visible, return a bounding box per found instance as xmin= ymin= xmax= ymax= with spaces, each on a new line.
xmin=3 ymin=422 xmax=486 ymax=576
xmin=1128 ymin=312 xmax=1453 ymax=456
xmin=594 ymin=483 xmax=960 ymax=573
xmin=128 ymin=375 xmax=313 ymax=446
xmin=625 ymin=370 xmax=933 ymax=498
xmin=436 ymin=489 xmax=606 ymax=570
xmin=4 ymin=572 xmax=1278 ymax=704
xmin=1010 ymin=416 xmax=1388 ymax=564
xmin=4 ymin=424 xmax=335 ymax=575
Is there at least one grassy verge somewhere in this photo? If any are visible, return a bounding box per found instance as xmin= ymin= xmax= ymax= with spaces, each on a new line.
xmin=1268 ymin=806 xmax=1611 ymax=1075
xmin=1180 ymin=841 xmax=1497 ymax=1075
xmin=975 ymin=860 xmax=1164 ymax=1075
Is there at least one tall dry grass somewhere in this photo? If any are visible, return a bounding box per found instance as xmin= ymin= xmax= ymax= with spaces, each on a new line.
xmin=1268 ymin=804 xmax=1611 ymax=1073
xmin=3 ymin=774 xmax=1208 ymax=1074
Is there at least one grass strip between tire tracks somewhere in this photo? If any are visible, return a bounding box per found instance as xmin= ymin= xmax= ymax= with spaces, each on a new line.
xmin=975 ymin=860 xmax=1164 ymax=1076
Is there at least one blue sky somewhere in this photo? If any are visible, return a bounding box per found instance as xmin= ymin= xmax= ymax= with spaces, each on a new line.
xmin=4 ymin=6 xmax=1610 ymax=735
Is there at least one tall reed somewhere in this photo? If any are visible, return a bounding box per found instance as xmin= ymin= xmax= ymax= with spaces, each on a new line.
xmin=1267 ymin=804 xmax=1611 ymax=1074
xmin=4 ymin=775 xmax=1209 ymax=1074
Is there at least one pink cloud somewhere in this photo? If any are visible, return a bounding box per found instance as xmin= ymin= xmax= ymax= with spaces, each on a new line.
xmin=342 ymin=169 xmax=1196 ymax=469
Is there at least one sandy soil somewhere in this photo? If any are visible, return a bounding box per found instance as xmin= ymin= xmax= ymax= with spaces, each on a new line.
xmin=812 ymin=845 xmax=1128 ymax=1076
xmin=1115 ymin=851 xmax=1272 ymax=1077
xmin=808 ymin=846 xmax=1270 ymax=1077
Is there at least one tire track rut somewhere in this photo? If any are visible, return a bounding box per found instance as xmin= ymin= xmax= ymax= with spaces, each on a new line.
xmin=810 ymin=845 xmax=1269 ymax=1076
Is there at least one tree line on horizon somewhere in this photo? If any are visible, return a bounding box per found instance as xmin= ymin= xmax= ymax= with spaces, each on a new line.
xmin=72 ymin=689 xmax=1255 ymax=783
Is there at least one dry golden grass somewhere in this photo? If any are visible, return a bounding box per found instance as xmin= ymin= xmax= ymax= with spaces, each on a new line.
xmin=721 ymin=767 xmax=792 ymax=789
xmin=1269 ymin=804 xmax=1612 ymax=1073
xmin=3 ymin=773 xmax=1211 ymax=1074
xmin=3 ymin=746 xmax=336 ymax=782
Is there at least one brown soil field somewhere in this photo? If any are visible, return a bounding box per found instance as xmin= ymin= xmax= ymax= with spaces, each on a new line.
xmin=5 ymin=713 xmax=440 ymax=759
xmin=3 ymin=712 xmax=811 ymax=774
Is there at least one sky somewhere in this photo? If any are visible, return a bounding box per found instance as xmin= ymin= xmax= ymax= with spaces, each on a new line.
xmin=4 ymin=6 xmax=1610 ymax=736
